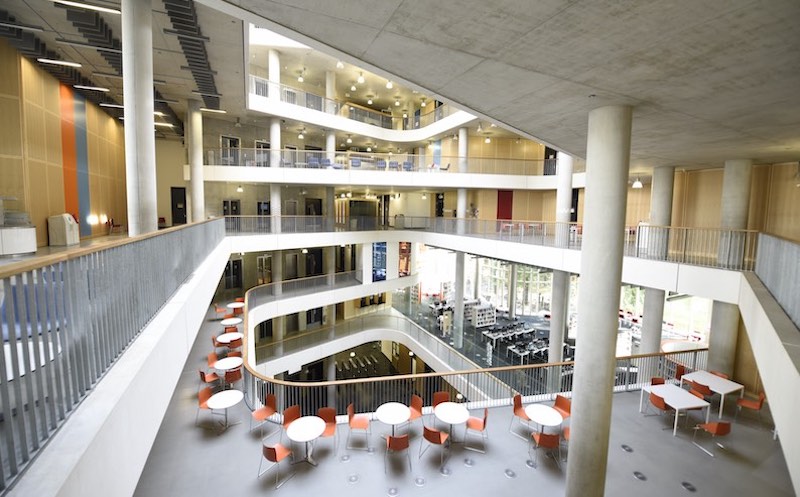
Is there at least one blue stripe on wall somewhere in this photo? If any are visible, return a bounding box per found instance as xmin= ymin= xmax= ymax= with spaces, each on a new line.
xmin=73 ymin=95 xmax=92 ymax=237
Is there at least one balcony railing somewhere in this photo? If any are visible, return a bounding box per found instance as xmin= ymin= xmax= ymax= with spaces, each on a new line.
xmin=223 ymin=216 xmax=759 ymax=271
xmin=249 ymin=75 xmax=458 ymax=130
xmin=0 ymin=219 xmax=225 ymax=490
xmin=204 ymin=147 xmax=551 ymax=175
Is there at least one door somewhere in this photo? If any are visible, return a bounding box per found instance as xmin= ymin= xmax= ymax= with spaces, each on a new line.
xmin=435 ymin=193 xmax=445 ymax=217
xmin=221 ymin=135 xmax=240 ymax=166
xmin=170 ymin=187 xmax=186 ymax=225
xmin=255 ymin=140 xmax=270 ymax=167
xmin=222 ymin=199 xmax=240 ymax=216
xmin=497 ymin=190 xmax=513 ymax=220
xmin=256 ymin=255 xmax=271 ymax=285
xmin=257 ymin=201 xmax=270 ymax=215
xmin=544 ymin=147 xmax=558 ymax=175
xmin=223 ymin=259 xmax=242 ymax=289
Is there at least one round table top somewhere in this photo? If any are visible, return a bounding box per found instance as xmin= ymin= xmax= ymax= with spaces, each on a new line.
xmin=220 ymin=317 xmax=243 ymax=327
xmin=375 ymin=402 xmax=411 ymax=426
xmin=525 ymin=404 xmax=563 ymax=427
xmin=216 ymin=332 xmax=243 ymax=344
xmin=227 ymin=302 xmax=245 ymax=309
xmin=434 ymin=402 xmax=470 ymax=425
xmin=213 ymin=356 xmax=243 ymax=371
xmin=206 ymin=389 xmax=244 ymax=410
xmin=286 ymin=416 xmax=326 ymax=443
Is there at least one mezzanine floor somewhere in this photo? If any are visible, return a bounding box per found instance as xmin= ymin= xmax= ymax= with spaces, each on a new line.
xmin=132 ymin=307 xmax=793 ymax=497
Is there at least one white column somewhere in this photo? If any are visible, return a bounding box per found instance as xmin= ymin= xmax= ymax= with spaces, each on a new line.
xmin=641 ymin=166 xmax=675 ymax=355
xmin=325 ymin=70 xmax=336 ymax=114
xmin=187 ymin=100 xmax=204 ymax=223
xmin=473 ymin=256 xmax=481 ymax=299
xmin=456 ymin=127 xmax=469 ymax=233
xmin=709 ymin=159 xmax=752 ymax=375
xmin=325 ymin=130 xmax=336 ymax=163
xmin=508 ymin=264 xmax=517 ymax=319
xmin=270 ymin=185 xmax=281 ymax=233
xmin=268 ymin=49 xmax=280 ymax=100
xmin=550 ymin=151 xmax=573 ymax=371
xmin=554 ymin=153 xmax=574 ymax=247
xmin=453 ymin=251 xmax=465 ymax=349
xmin=121 ymin=0 xmax=157 ymax=236
xmin=565 ymin=105 xmax=632 ymax=497
xmin=325 ymin=186 xmax=335 ymax=231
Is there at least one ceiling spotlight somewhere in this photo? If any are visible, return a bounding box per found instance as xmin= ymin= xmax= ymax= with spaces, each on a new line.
xmin=301 ymin=248 xmax=308 ymax=254
xmin=367 ymin=97 xmax=373 ymax=105
xmin=420 ymin=98 xmax=427 ymax=107
xmin=394 ymin=99 xmax=400 ymax=106
xmin=350 ymin=85 xmax=357 ymax=91
xmin=366 ymin=145 xmax=372 ymax=152
xmin=421 ymin=193 xmax=427 ymax=200
xmin=357 ymin=72 xmax=365 ymax=84
xmin=346 ymin=135 xmax=352 ymax=144
xmin=336 ymin=60 xmax=345 ymax=69
xmin=298 ymin=128 xmax=305 ymax=139
xmin=453 ymin=133 xmax=458 ymax=141
xmin=484 ymin=137 xmax=491 ymax=144
xmin=346 ymin=191 xmax=352 ymax=198
xmin=402 ymin=112 xmax=408 ymax=118
xmin=386 ymin=81 xmax=393 ymax=89
xmin=632 ymin=178 xmax=643 ymax=189
xmin=490 ymin=123 xmax=497 ymax=127
xmin=477 ymin=123 xmax=483 ymax=133
xmin=340 ymin=193 xmax=346 ymax=198
xmin=236 ymin=185 xmax=243 ymax=193
xmin=297 ymin=68 xmax=305 ymax=83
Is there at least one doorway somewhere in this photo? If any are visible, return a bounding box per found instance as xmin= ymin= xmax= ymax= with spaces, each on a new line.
xmin=305 ymin=198 xmax=322 ymax=216
xmin=170 ymin=187 xmax=186 ymax=225
xmin=435 ymin=193 xmax=445 ymax=217
xmin=223 ymin=259 xmax=242 ymax=289
xmin=221 ymin=135 xmax=240 ymax=166
xmin=497 ymin=190 xmax=513 ymax=220
xmin=223 ymin=199 xmax=240 ymax=216
xmin=255 ymin=140 xmax=270 ymax=167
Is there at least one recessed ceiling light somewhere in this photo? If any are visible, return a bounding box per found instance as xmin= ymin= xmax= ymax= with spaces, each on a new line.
xmin=154 ymin=122 xmax=174 ymax=127
xmin=37 ymin=58 xmax=81 ymax=68
xmin=74 ymin=84 xmax=109 ymax=92
xmin=99 ymin=103 xmax=124 ymax=109
xmin=199 ymin=107 xmax=226 ymax=114
xmin=54 ymin=0 xmax=120 ymax=15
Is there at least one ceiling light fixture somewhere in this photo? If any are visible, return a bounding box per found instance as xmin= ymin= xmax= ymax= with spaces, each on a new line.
xmin=336 ymin=60 xmax=344 ymax=69
xmin=476 ymin=123 xmax=483 ymax=133
xmin=0 ymin=20 xmax=44 ymax=32
xmin=357 ymin=72 xmax=365 ymax=84
xmin=236 ymin=185 xmax=244 ymax=193
xmin=420 ymin=97 xmax=427 ymax=107
xmin=366 ymin=146 xmax=372 ymax=152
xmin=54 ymin=0 xmax=121 ymax=15
xmin=421 ymin=193 xmax=427 ymax=200
xmin=484 ymin=137 xmax=491 ymax=144
xmin=367 ymin=96 xmax=373 ymax=105
xmin=394 ymin=99 xmax=400 ymax=106
xmin=402 ymin=112 xmax=408 ymax=118
xmin=153 ymin=111 xmax=165 ymax=117
xmin=99 ymin=102 xmax=124 ymax=109
xmin=74 ymin=84 xmax=109 ymax=92
xmin=37 ymin=58 xmax=81 ymax=68
xmin=301 ymin=248 xmax=308 ymax=254
xmin=154 ymin=122 xmax=174 ymax=127
xmin=199 ymin=107 xmax=226 ymax=113
xmin=632 ymin=178 xmax=643 ymax=189
xmin=346 ymin=191 xmax=352 ymax=198
xmin=350 ymin=84 xmax=356 ymax=91
xmin=346 ymin=134 xmax=352 ymax=144
xmin=386 ymin=81 xmax=393 ymax=89
xmin=298 ymin=129 xmax=304 ymax=140
xmin=297 ymin=68 xmax=305 ymax=83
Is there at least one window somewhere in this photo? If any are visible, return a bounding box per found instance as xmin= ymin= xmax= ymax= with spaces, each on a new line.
xmin=221 ymin=135 xmax=240 ymax=166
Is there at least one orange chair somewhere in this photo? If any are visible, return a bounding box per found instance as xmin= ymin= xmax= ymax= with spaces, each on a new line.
xmin=198 ymin=369 xmax=220 ymax=390
xmin=734 ymin=392 xmax=766 ymax=421
xmin=419 ymin=425 xmax=449 ymax=467
xmin=647 ymin=392 xmax=676 ymax=428
xmin=195 ymin=387 xmax=214 ymax=426
xmin=224 ymin=326 xmax=238 ymax=334
xmin=401 ymin=394 xmax=423 ymax=432
xmin=251 ymin=393 xmax=278 ymax=438
xmin=651 ymin=377 xmax=666 ymax=385
xmin=692 ymin=381 xmax=714 ymax=401
xmin=227 ymin=337 xmax=243 ymax=352
xmin=280 ymin=405 xmax=301 ymax=443
xmin=228 ymin=350 xmax=242 ymax=358
xmin=464 ymin=408 xmax=488 ymax=453
xmin=211 ymin=335 xmax=223 ymax=350
xmin=692 ymin=421 xmax=731 ymax=456
xmin=318 ymin=407 xmax=338 ymax=454
xmin=529 ymin=431 xmax=561 ymax=469
xmin=710 ymin=370 xmax=729 ymax=379
xmin=346 ymin=403 xmax=371 ymax=450
xmin=258 ymin=443 xmax=295 ymax=488
xmin=509 ymin=393 xmax=531 ymax=440
xmin=207 ymin=351 xmax=219 ymax=369
xmin=384 ymin=434 xmax=411 ymax=473
xmin=235 ymin=297 xmax=245 ymax=302
xmin=214 ymin=304 xmax=227 ymax=318
xmin=553 ymin=394 xmax=571 ymax=419
xmin=224 ymin=368 xmax=242 ymax=389
xmin=674 ymin=364 xmax=686 ymax=381
xmin=430 ymin=391 xmax=450 ymax=428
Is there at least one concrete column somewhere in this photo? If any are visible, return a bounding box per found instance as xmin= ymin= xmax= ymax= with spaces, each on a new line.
xmin=549 ymin=271 xmax=569 ymax=362
xmin=555 ymin=153 xmax=574 ymax=247
xmin=270 ymin=185 xmax=281 ymax=233
xmin=325 ymin=130 xmax=336 ymax=164
xmin=473 ymin=256 xmax=481 ymax=299
xmin=641 ymin=166 xmax=675 ymax=356
xmin=549 ymin=151 xmax=573 ymax=388
xmin=273 ymin=250 xmax=283 ymax=297
xmin=121 ymin=0 xmax=157 ymax=236
xmin=325 ymin=70 xmax=337 ymax=114
xmin=187 ymin=99 xmax=204 ymax=223
xmin=269 ymin=117 xmax=281 ymax=168
xmin=709 ymin=159 xmax=752 ymax=376
xmin=458 ymin=127 xmax=468 ymax=172
xmin=268 ymin=49 xmax=280 ymax=100
xmin=325 ymin=186 xmax=335 ymax=231
xmin=456 ymin=127 xmax=469 ymax=233
xmin=508 ymin=264 xmax=517 ymax=319
xmin=325 ymin=245 xmax=335 ymax=286
xmin=453 ymin=251 xmax=465 ymax=349
xmin=565 ymin=105 xmax=632 ymax=497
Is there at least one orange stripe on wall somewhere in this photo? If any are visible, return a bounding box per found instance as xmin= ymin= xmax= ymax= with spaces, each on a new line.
xmin=60 ymin=84 xmax=79 ymax=219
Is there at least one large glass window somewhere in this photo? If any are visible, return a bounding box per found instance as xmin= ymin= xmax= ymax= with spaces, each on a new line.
xmin=372 ymin=242 xmax=386 ymax=281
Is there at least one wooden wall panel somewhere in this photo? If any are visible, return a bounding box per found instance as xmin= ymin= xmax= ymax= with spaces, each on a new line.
xmin=626 ymin=184 xmax=652 ymax=226
xmin=765 ymin=162 xmax=800 ymax=242
xmin=680 ymin=169 xmax=723 ymax=228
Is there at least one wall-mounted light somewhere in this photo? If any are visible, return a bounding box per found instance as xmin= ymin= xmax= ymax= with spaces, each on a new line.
xmin=350 ymin=84 xmax=357 ymax=91
xmin=350 ymin=351 xmax=356 ymax=357
xmin=340 ymin=193 xmax=346 ymax=198
xmin=297 ymin=67 xmax=305 ymax=83
xmin=409 ymin=351 xmax=415 ymax=357
xmin=394 ymin=99 xmax=400 ymax=106
xmin=367 ymin=96 xmax=373 ymax=105
xmin=236 ymin=185 xmax=244 ymax=193
xmin=366 ymin=145 xmax=372 ymax=152
xmin=420 ymin=98 xmax=427 ymax=107
xmin=86 ymin=214 xmax=99 ymax=226
xmin=346 ymin=191 xmax=352 ymax=198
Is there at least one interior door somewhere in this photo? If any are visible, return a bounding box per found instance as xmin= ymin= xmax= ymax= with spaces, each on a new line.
xmin=497 ymin=190 xmax=513 ymax=220
xmin=170 ymin=187 xmax=186 ymax=225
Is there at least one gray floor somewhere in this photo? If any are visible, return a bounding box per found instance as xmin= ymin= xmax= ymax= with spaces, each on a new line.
xmin=133 ymin=309 xmax=794 ymax=497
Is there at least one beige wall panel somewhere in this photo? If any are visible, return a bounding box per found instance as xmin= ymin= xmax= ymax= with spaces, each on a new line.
xmin=765 ymin=163 xmax=800 ymax=242
xmin=0 ymin=157 xmax=25 ymax=209
xmin=43 ymin=77 xmax=60 ymax=111
xmin=747 ymin=165 xmax=771 ymax=232
xmin=0 ymin=96 xmax=23 ymax=156
xmin=24 ymin=103 xmax=48 ymax=162
xmin=577 ymin=188 xmax=585 ymax=224
xmin=44 ymin=112 xmax=62 ymax=164
xmin=682 ymin=169 xmax=723 ymax=228
xmin=0 ymin=40 xmax=20 ymax=97
xmin=672 ymin=170 xmax=687 ymax=226
xmin=20 ymin=58 xmax=43 ymax=106
xmin=540 ymin=190 xmax=556 ymax=222
xmin=156 ymin=139 xmax=188 ymax=225
xmin=626 ymin=184 xmax=652 ymax=226
xmin=476 ymin=189 xmax=497 ymax=220
xmin=47 ymin=164 xmax=65 ymax=215
xmin=86 ymin=104 xmax=98 ymax=135
xmin=27 ymin=160 xmax=49 ymax=245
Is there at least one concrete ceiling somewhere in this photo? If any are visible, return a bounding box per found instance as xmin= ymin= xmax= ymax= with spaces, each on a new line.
xmin=197 ymin=0 xmax=800 ymax=173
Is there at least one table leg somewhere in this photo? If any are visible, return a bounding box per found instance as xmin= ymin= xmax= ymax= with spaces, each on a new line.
xmin=306 ymin=440 xmax=317 ymax=466
xmin=673 ymin=409 xmax=679 ymax=436
xmin=718 ymin=394 xmax=725 ymax=419
xmin=638 ymin=388 xmax=645 ymax=413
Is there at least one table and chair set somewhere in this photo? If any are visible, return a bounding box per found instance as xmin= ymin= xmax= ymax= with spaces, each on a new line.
xmin=509 ymin=393 xmax=572 ymax=470
xmin=640 ymin=367 xmax=767 ymax=456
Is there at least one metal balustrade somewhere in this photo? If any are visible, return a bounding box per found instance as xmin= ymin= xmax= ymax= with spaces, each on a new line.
xmin=755 ymin=233 xmax=800 ymax=328
xmin=0 ymin=219 xmax=225 ymax=490
xmin=223 ymin=216 xmax=759 ymax=271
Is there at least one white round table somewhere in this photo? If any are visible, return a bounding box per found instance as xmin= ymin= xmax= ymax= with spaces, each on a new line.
xmin=227 ymin=302 xmax=245 ymax=309
xmin=434 ymin=402 xmax=469 ymax=442
xmin=375 ymin=402 xmax=411 ymax=435
xmin=213 ymin=356 xmax=243 ymax=372
xmin=216 ymin=332 xmax=243 ymax=344
xmin=206 ymin=389 xmax=244 ymax=430
xmin=525 ymin=404 xmax=563 ymax=433
xmin=220 ymin=317 xmax=243 ymax=327
xmin=286 ymin=415 xmax=326 ymax=465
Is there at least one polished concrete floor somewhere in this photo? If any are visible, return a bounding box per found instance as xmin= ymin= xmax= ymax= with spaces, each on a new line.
xmin=133 ymin=309 xmax=794 ymax=497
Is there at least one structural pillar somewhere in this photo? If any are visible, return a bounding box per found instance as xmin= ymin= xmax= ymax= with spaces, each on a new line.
xmin=708 ymin=159 xmax=752 ymax=376
xmin=187 ymin=99 xmax=204 ymax=223
xmin=508 ymin=264 xmax=517 ymax=319
xmin=121 ymin=0 xmax=157 ymax=236
xmin=565 ymin=105 xmax=632 ymax=497
xmin=268 ymin=49 xmax=280 ymax=100
xmin=641 ymin=166 xmax=675 ymax=356
xmin=549 ymin=152 xmax=573 ymax=378
xmin=325 ymin=131 xmax=336 ymax=164
xmin=473 ymin=255 xmax=481 ymax=299
xmin=453 ymin=251 xmax=465 ymax=349
xmin=456 ymin=127 xmax=469 ymax=234
xmin=325 ymin=186 xmax=335 ymax=231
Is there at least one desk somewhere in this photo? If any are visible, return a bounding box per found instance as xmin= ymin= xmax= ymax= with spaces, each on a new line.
xmin=640 ymin=384 xmax=710 ymax=436
xmin=213 ymin=356 xmax=243 ymax=372
xmin=206 ymin=389 xmax=243 ymax=431
xmin=220 ymin=317 xmax=243 ymax=327
xmin=680 ymin=370 xmax=744 ymax=419
xmin=286 ymin=416 xmax=326 ymax=465
xmin=226 ymin=302 xmax=245 ymax=310
xmin=524 ymin=404 xmax=563 ymax=433
xmin=216 ymin=332 xmax=243 ymax=344
xmin=375 ymin=402 xmax=411 ymax=436
xmin=434 ymin=402 xmax=469 ymax=442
